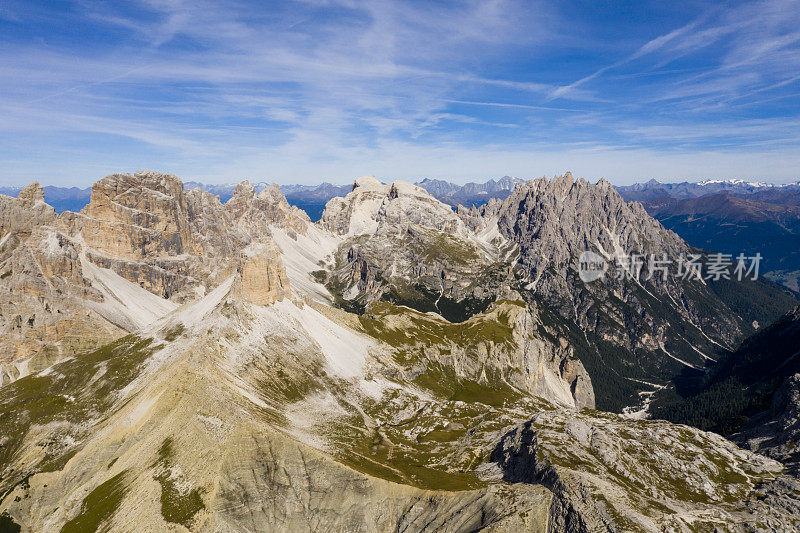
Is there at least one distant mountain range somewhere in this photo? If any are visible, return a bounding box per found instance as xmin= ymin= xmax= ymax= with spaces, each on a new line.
xmin=617 ymin=178 xmax=800 ymax=202
xmin=414 ymin=176 xmax=523 ymax=207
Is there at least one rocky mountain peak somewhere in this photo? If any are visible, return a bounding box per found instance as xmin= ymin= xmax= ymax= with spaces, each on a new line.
xmin=86 ymin=171 xmax=186 ymax=210
xmin=79 ymin=171 xmax=193 ymax=261
xmin=352 ymin=174 xmax=382 ymax=190
xmin=1 ymin=181 xmax=56 ymax=238
xmin=595 ymin=176 xmax=614 ymax=190
xmin=260 ymin=182 xmax=284 ymax=201
xmin=496 ymin=172 xmax=686 ymax=276
xmin=476 ymin=172 xmax=757 ymax=411
xmin=16 ymin=181 xmax=45 ymax=207
xmin=552 ymin=170 xmax=574 ymax=188
xmin=226 ymin=180 xmax=310 ymax=236
xmin=320 ymin=176 xmax=465 ymax=236
xmin=230 ymin=179 xmax=257 ymax=198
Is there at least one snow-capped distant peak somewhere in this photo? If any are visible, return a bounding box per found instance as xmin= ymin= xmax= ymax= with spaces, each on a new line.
xmin=698 ymin=179 xmax=771 ymax=187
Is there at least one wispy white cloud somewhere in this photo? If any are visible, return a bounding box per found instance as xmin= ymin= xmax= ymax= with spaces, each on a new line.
xmin=550 ymin=0 xmax=800 ymax=107
xmin=548 ymin=13 xmax=710 ymax=100
xmin=0 ymin=0 xmax=799 ymax=185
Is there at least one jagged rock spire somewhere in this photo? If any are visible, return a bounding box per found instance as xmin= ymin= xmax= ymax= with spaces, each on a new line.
xmin=17 ymin=181 xmax=45 ymax=207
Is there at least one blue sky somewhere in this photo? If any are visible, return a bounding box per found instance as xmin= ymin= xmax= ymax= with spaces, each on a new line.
xmin=1 ymin=0 xmax=799 ymax=186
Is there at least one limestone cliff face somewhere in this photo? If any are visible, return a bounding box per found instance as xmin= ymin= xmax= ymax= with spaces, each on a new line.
xmin=233 ymin=241 xmax=291 ymax=305
xmin=66 ymin=172 xmax=312 ymax=301
xmin=80 ymin=171 xmax=194 ymax=260
xmin=66 ymin=172 xmax=199 ymax=300
xmin=185 ymin=187 xmax=245 ymax=259
xmin=319 ymin=175 xmax=387 ymax=235
xmin=0 ymin=226 xmax=123 ymax=385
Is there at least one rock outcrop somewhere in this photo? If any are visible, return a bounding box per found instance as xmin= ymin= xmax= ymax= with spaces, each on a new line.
xmin=61 ymin=172 xmax=315 ymax=302
xmin=493 ymin=408 xmax=797 ymax=531
xmin=0 ymin=226 xmax=123 ymax=385
xmin=360 ymin=299 xmax=594 ymax=409
xmin=67 ymin=171 xmax=234 ymax=300
xmin=233 ymin=241 xmax=291 ymax=305
xmin=79 ymin=171 xmax=194 ymax=260
xmin=16 ymin=181 xmax=46 ymax=208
